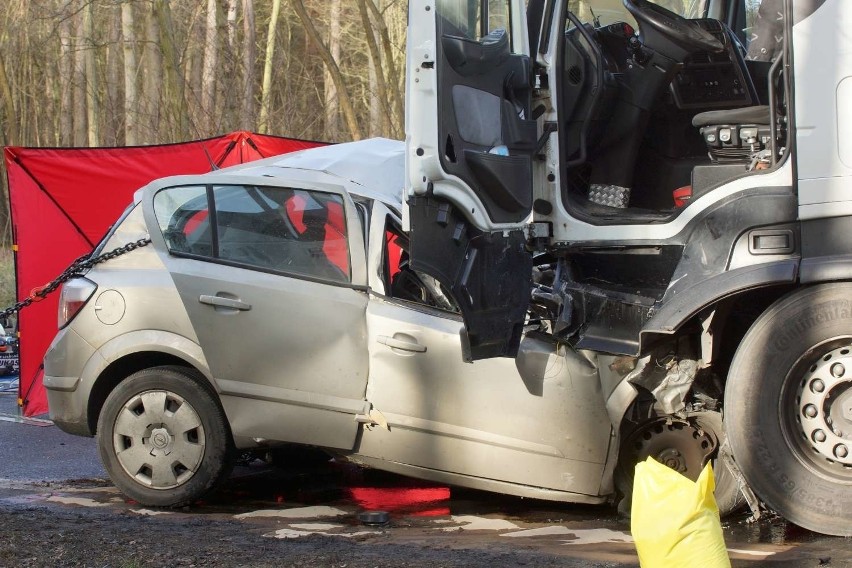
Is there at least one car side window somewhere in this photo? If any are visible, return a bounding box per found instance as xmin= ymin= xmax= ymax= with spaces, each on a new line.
xmin=154 ymin=184 xmax=351 ymax=284
xmin=383 ymin=221 xmax=459 ymax=313
xmin=155 ymin=185 xmax=213 ymax=257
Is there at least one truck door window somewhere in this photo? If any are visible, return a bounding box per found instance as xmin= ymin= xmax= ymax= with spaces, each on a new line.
xmin=566 ymin=0 xmax=707 ymax=28
xmin=438 ymin=0 xmax=512 ymax=41
xmin=743 ymin=0 xmax=784 ymax=62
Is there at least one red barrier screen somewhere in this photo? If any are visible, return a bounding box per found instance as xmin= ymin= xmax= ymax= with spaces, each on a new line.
xmin=4 ymin=132 xmax=325 ymax=416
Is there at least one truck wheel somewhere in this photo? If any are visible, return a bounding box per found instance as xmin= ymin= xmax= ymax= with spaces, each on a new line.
xmin=97 ymin=366 xmax=234 ymax=507
xmin=725 ymin=283 xmax=852 ymax=535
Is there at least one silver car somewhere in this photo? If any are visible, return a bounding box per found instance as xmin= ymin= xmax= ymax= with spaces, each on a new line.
xmin=43 ymin=139 xmax=639 ymax=507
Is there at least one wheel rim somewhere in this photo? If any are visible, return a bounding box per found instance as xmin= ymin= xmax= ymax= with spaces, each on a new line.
xmin=784 ymin=340 xmax=852 ymax=482
xmin=112 ymin=389 xmax=206 ymax=490
xmin=619 ymin=416 xmax=718 ymax=483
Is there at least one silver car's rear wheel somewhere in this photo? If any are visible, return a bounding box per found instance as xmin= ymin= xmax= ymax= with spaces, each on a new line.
xmin=98 ymin=366 xmax=234 ymax=506
xmin=113 ymin=390 xmax=206 ymax=490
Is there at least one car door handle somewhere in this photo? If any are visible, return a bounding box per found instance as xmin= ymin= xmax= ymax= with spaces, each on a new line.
xmin=377 ymin=335 xmax=426 ymax=353
xmin=199 ymin=295 xmax=252 ymax=311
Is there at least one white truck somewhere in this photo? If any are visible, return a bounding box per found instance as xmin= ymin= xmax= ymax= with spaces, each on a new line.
xmin=404 ymin=0 xmax=852 ymax=535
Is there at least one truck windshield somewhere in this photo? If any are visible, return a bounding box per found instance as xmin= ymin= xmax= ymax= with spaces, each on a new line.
xmin=567 ymin=0 xmax=708 ymax=28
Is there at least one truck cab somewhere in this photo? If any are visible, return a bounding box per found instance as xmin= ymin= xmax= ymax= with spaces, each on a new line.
xmin=406 ymin=0 xmax=852 ymax=535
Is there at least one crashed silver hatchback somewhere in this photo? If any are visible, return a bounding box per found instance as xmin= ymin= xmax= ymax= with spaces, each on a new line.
xmin=44 ymin=138 xmax=736 ymax=510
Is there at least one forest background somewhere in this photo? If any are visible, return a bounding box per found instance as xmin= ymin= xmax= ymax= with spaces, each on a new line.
xmin=0 ymin=0 xmax=408 ymax=308
xmin=0 ymin=0 xmax=407 ymax=251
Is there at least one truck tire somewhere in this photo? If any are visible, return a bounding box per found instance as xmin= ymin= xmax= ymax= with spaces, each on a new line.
xmin=725 ymin=283 xmax=852 ymax=535
xmin=97 ymin=366 xmax=234 ymax=507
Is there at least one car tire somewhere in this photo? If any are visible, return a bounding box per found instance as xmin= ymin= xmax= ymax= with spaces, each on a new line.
xmin=693 ymin=412 xmax=747 ymax=517
xmin=97 ymin=366 xmax=234 ymax=507
xmin=725 ymin=283 xmax=852 ymax=535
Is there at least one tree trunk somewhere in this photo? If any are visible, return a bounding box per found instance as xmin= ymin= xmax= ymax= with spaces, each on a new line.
xmin=0 ymin=51 xmax=17 ymax=146
xmin=368 ymin=33 xmax=380 ymax=137
xmin=240 ymin=0 xmax=256 ymax=131
xmin=83 ymin=0 xmax=99 ymax=146
xmin=58 ymin=1 xmax=73 ymax=146
xmin=324 ymin=0 xmax=341 ymax=140
xmin=258 ymin=0 xmax=281 ymax=134
xmin=121 ymin=1 xmax=138 ymax=146
xmin=226 ymin=0 xmax=238 ymax=54
xmin=144 ymin=2 xmax=162 ymax=142
xmin=73 ymin=4 xmax=87 ymax=146
xmin=222 ymin=0 xmax=239 ymax=132
xmin=201 ymin=0 xmax=218 ymax=130
xmin=366 ymin=0 xmax=404 ymax=136
xmin=105 ymin=3 xmax=122 ymax=145
xmin=154 ymin=0 xmax=187 ymax=140
xmin=357 ymin=0 xmax=391 ymax=136
xmin=292 ymin=0 xmax=361 ymax=141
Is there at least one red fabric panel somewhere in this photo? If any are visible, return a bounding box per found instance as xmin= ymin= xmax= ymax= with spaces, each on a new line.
xmin=5 ymin=133 xmax=327 ymax=417
xmin=6 ymin=157 xmax=93 ymax=416
xmin=218 ymin=132 xmax=325 ymax=167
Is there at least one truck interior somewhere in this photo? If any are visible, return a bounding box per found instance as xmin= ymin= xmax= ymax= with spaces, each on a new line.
xmin=549 ymin=0 xmax=788 ymax=223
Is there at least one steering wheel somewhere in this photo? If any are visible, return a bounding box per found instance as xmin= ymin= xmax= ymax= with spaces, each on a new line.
xmin=623 ymin=0 xmax=724 ymax=54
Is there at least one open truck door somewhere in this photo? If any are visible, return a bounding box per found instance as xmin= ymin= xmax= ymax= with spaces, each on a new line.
xmin=405 ymin=0 xmax=539 ymax=360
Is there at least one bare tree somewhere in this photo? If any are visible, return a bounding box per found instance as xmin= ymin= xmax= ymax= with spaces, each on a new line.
xmin=121 ymin=0 xmax=138 ymax=146
xmin=58 ymin=0 xmax=74 ymax=146
xmin=258 ymin=0 xmax=281 ymax=134
xmin=72 ymin=4 xmax=87 ymax=145
xmin=83 ymin=0 xmax=99 ymax=146
xmin=200 ymin=0 xmax=218 ymax=128
xmin=143 ymin=2 xmax=163 ymax=142
xmin=324 ymin=0 xmax=341 ymax=140
xmin=154 ymin=0 xmax=188 ymax=140
xmin=240 ymin=0 xmax=256 ymax=131
xmin=357 ymin=0 xmax=391 ymax=136
xmin=366 ymin=0 xmax=404 ymax=136
xmin=0 ymin=51 xmax=18 ymax=146
xmin=292 ymin=0 xmax=361 ymax=141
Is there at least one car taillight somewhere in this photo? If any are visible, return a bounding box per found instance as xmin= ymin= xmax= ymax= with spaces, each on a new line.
xmin=58 ymin=278 xmax=98 ymax=329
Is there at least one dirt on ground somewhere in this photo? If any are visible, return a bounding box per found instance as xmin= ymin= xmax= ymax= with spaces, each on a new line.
xmin=0 ymin=499 xmax=596 ymax=568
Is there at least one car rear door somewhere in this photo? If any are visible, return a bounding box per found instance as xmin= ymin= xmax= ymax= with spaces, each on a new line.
xmin=406 ymin=0 xmax=537 ymax=360
xmin=147 ymin=175 xmax=370 ymax=450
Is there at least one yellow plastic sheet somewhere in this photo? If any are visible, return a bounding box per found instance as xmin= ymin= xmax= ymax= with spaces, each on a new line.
xmin=631 ymin=457 xmax=730 ymax=568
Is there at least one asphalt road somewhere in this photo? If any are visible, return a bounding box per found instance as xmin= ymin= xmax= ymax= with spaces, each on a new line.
xmin=0 ymin=392 xmax=105 ymax=481
xmin=2 ymin=389 xmax=852 ymax=567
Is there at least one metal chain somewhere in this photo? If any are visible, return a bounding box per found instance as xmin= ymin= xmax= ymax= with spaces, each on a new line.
xmin=0 ymin=237 xmax=152 ymax=320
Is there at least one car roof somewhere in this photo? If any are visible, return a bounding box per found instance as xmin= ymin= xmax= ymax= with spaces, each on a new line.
xmin=135 ymin=138 xmax=405 ymax=210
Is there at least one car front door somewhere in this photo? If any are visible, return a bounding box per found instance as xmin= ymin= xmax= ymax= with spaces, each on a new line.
xmin=147 ymin=175 xmax=369 ymax=450
xmin=406 ymin=0 xmax=538 ymax=360
xmin=360 ymin=205 xmax=612 ymax=497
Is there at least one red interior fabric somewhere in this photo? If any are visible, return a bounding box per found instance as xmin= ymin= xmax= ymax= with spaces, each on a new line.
xmin=386 ymin=231 xmax=403 ymax=281
xmin=323 ymin=201 xmax=348 ymax=275
xmin=5 ymin=132 xmax=326 ymax=416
